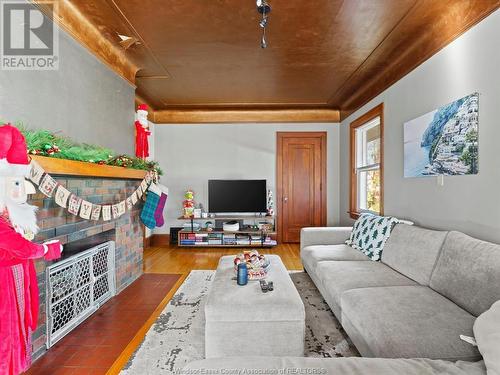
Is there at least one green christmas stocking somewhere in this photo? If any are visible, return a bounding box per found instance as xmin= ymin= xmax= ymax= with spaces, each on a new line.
xmin=141 ymin=190 xmax=160 ymax=229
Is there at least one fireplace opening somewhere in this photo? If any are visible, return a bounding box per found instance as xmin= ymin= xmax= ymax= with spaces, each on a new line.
xmin=59 ymin=229 xmax=116 ymax=261
xmin=46 ymin=230 xmax=117 ymax=348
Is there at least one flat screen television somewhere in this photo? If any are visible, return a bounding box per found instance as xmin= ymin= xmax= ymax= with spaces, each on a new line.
xmin=208 ymin=179 xmax=267 ymax=213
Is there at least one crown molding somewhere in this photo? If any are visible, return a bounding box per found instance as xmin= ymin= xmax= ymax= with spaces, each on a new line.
xmin=33 ymin=0 xmax=138 ymax=86
xmin=333 ymin=0 xmax=500 ymax=120
xmin=151 ymin=108 xmax=340 ymax=124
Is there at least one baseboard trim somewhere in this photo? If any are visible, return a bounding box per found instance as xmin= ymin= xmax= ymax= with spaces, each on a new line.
xmin=150 ymin=234 xmax=170 ymax=247
xmin=143 ymin=236 xmax=151 ymax=249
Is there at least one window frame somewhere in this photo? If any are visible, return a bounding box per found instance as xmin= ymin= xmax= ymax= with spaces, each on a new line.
xmin=349 ymin=103 xmax=384 ymax=219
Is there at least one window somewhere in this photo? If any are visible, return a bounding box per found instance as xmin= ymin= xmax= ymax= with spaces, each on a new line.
xmin=350 ymin=104 xmax=384 ymax=219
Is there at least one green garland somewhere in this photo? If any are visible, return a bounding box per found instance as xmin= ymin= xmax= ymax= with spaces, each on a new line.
xmin=6 ymin=121 xmax=162 ymax=175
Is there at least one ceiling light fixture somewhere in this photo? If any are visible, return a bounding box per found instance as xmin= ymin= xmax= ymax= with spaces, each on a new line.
xmin=256 ymin=0 xmax=271 ymax=48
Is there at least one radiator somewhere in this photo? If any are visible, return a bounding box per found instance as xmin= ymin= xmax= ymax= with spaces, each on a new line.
xmin=45 ymin=241 xmax=116 ymax=348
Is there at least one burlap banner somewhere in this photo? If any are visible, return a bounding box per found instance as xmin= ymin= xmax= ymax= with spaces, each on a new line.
xmin=29 ymin=160 xmax=154 ymax=221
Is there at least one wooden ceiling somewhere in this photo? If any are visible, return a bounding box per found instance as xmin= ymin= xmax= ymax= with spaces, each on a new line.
xmin=39 ymin=0 xmax=499 ymax=122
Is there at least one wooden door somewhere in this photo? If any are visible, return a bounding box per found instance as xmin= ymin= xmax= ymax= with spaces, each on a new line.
xmin=277 ymin=132 xmax=327 ymax=243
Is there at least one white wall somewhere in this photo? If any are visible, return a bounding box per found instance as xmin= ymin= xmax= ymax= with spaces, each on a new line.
xmin=339 ymin=10 xmax=500 ymax=243
xmin=154 ymin=123 xmax=340 ymax=234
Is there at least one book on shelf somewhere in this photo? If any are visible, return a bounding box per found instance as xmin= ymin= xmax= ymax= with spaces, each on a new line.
xmin=235 ymin=234 xmax=250 ymax=245
xmin=223 ymin=235 xmax=237 ymax=245
xmin=179 ymin=229 xmax=276 ymax=247
xmin=206 ymin=232 xmax=223 ymax=245
xmin=263 ymin=239 xmax=277 ymax=246
xmin=179 ymin=232 xmax=198 ymax=245
xmin=195 ymin=233 xmax=208 ymax=243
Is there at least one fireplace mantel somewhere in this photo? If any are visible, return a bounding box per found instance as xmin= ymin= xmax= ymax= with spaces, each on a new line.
xmin=32 ymin=155 xmax=147 ymax=180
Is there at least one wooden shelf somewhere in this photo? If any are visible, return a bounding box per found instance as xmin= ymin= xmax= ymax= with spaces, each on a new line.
xmin=177 ymin=215 xmax=274 ymax=221
xmin=32 ymin=155 xmax=147 ymax=180
xmin=179 ymin=229 xmax=276 ymax=235
xmin=177 ymin=244 xmax=276 ymax=248
xmin=178 ymin=215 xmax=277 ymax=248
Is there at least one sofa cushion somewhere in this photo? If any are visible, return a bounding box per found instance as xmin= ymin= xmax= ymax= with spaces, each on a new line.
xmin=474 ymin=300 xmax=500 ymax=375
xmin=341 ymin=286 xmax=480 ymax=361
xmin=381 ymin=224 xmax=448 ymax=285
xmin=315 ymin=261 xmax=416 ymax=318
xmin=301 ymin=244 xmax=369 ymax=272
xmin=430 ymin=231 xmax=500 ymax=317
xmin=300 ymin=227 xmax=353 ymax=249
xmin=346 ymin=213 xmax=399 ymax=261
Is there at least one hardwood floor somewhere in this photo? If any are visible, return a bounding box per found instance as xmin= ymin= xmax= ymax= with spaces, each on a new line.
xmin=27 ymin=274 xmax=181 ymax=375
xmin=143 ymin=243 xmax=304 ymax=274
xmin=27 ymin=243 xmax=302 ymax=374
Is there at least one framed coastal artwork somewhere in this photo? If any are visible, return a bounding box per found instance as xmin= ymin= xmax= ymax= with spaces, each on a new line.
xmin=404 ymin=92 xmax=479 ymax=177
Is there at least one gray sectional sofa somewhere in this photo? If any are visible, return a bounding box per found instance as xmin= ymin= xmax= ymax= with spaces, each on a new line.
xmin=300 ymin=224 xmax=500 ymax=361
xmin=185 ymin=224 xmax=500 ymax=374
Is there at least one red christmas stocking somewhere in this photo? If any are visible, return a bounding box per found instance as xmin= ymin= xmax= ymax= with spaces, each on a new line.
xmin=153 ymin=185 xmax=168 ymax=227
xmin=154 ymin=193 xmax=167 ymax=227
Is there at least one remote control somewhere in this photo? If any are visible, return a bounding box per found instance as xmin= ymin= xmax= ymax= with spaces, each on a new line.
xmin=260 ymin=280 xmax=269 ymax=293
xmin=267 ymin=281 xmax=274 ymax=291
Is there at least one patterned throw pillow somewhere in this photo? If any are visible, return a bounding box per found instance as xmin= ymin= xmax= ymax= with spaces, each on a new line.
xmin=346 ymin=213 xmax=399 ymax=261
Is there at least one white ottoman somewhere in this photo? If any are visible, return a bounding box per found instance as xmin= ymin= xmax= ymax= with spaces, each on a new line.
xmin=205 ymin=255 xmax=305 ymax=358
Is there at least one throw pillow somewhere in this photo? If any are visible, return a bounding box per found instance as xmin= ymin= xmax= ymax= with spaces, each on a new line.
xmin=346 ymin=213 xmax=399 ymax=261
xmin=474 ymin=300 xmax=500 ymax=375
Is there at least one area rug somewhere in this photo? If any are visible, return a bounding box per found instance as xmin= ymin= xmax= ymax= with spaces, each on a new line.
xmin=121 ymin=271 xmax=359 ymax=374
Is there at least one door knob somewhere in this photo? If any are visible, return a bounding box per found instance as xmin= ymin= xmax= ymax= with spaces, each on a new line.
xmin=284 ymin=197 xmax=288 ymax=203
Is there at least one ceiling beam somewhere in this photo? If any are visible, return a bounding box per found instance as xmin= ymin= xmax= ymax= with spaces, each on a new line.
xmin=152 ymin=108 xmax=340 ymax=124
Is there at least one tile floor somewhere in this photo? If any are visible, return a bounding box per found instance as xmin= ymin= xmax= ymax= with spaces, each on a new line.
xmin=26 ymin=273 xmax=181 ymax=375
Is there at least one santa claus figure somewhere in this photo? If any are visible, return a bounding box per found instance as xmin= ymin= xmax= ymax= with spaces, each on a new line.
xmin=0 ymin=124 xmax=63 ymax=375
xmin=135 ymin=104 xmax=151 ymax=159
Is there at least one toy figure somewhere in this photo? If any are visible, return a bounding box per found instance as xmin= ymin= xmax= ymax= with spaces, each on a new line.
xmin=183 ymin=189 xmax=195 ymax=218
xmin=267 ymin=189 xmax=274 ymax=216
xmin=135 ymin=104 xmax=151 ymax=160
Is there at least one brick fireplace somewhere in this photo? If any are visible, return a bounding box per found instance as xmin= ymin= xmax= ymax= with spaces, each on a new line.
xmin=28 ymin=173 xmax=145 ymax=360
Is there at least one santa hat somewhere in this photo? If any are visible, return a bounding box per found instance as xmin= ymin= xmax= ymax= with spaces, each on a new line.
xmin=137 ymin=104 xmax=148 ymax=112
xmin=0 ymin=124 xmax=31 ymax=177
